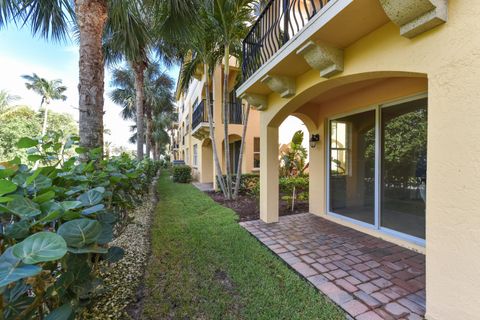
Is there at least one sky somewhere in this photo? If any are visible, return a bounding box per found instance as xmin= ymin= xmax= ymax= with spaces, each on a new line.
xmin=0 ymin=25 xmax=307 ymax=152
xmin=0 ymin=26 xmax=179 ymax=150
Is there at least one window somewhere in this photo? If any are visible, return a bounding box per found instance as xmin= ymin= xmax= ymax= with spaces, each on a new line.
xmin=253 ymin=137 xmax=260 ymax=168
xmin=330 ymin=121 xmax=351 ymax=176
xmin=185 ymin=148 xmax=189 ymax=164
xmin=193 ymin=144 xmax=198 ymax=166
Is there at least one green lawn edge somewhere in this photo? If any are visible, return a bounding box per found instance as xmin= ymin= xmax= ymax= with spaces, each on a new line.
xmin=142 ymin=171 xmax=344 ymax=320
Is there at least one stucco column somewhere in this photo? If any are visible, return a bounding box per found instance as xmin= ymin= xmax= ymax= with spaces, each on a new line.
xmin=309 ymin=124 xmax=325 ymax=216
xmin=260 ymin=124 xmax=279 ymax=223
xmin=426 ymin=64 xmax=480 ymax=320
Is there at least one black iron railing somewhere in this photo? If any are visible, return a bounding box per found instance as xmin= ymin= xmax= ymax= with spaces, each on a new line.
xmin=223 ymin=101 xmax=243 ymax=124
xmin=242 ymin=0 xmax=331 ymax=80
xmin=192 ymin=99 xmax=212 ymax=130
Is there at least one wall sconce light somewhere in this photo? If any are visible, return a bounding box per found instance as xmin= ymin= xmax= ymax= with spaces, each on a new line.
xmin=309 ymin=134 xmax=320 ymax=148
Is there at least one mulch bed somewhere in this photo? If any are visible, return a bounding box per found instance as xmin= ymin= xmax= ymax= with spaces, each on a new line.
xmin=207 ymin=192 xmax=308 ymax=222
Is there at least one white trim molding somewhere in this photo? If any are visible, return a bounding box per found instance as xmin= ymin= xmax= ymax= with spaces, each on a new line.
xmin=379 ymin=0 xmax=447 ymax=38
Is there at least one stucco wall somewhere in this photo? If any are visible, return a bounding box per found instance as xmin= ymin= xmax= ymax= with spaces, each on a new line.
xmin=255 ymin=0 xmax=480 ymax=318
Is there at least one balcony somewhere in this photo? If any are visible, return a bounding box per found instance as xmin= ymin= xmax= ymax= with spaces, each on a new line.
xmin=222 ymin=101 xmax=244 ymax=125
xmin=243 ymin=0 xmax=332 ymax=80
xmin=191 ymin=99 xmax=213 ymax=140
xmin=239 ymin=0 xmax=448 ymax=102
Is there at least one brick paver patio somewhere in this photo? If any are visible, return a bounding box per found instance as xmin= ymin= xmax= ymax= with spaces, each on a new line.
xmin=240 ymin=213 xmax=425 ymax=320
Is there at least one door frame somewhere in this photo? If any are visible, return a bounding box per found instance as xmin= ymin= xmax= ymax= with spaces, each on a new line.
xmin=326 ymin=93 xmax=427 ymax=247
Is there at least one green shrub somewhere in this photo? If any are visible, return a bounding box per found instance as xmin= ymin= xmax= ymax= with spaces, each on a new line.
xmin=219 ymin=173 xmax=260 ymax=196
xmin=279 ymin=176 xmax=309 ymax=195
xmin=0 ymin=134 xmax=155 ymax=319
xmin=172 ymin=165 xmax=192 ymax=183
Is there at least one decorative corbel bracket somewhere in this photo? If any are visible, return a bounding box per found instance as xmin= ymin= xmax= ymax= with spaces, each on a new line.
xmin=297 ymin=41 xmax=344 ymax=78
xmin=260 ymin=74 xmax=296 ymax=98
xmin=239 ymin=92 xmax=268 ymax=111
xmin=379 ymin=0 xmax=447 ymax=38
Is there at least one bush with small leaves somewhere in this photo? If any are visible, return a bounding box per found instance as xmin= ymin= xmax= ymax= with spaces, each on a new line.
xmin=172 ymin=165 xmax=192 ymax=183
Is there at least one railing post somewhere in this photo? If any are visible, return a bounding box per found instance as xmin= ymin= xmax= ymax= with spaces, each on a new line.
xmin=283 ymin=0 xmax=290 ymax=44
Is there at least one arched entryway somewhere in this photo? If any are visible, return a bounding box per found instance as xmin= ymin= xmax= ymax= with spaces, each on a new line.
xmin=200 ymin=138 xmax=214 ymax=183
xmin=260 ymin=72 xmax=428 ymax=248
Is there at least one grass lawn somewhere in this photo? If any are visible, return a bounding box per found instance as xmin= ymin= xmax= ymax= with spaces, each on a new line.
xmin=142 ymin=172 xmax=344 ymax=320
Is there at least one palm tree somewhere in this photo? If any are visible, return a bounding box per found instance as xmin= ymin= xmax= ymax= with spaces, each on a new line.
xmin=209 ymin=0 xmax=253 ymax=199
xmin=0 ymin=89 xmax=20 ymax=113
xmin=144 ymin=65 xmax=175 ymax=158
xmin=1 ymin=0 xmax=108 ymax=152
xmin=103 ymin=1 xmax=158 ymax=160
xmin=22 ymin=73 xmax=67 ymax=136
xmin=176 ymin=8 xmax=229 ymax=197
xmin=110 ymin=62 xmax=175 ymax=158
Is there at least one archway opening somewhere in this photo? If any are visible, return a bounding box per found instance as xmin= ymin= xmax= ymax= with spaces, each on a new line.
xmin=278 ymin=113 xmax=316 ymax=215
xmin=200 ymin=138 xmax=214 ymax=183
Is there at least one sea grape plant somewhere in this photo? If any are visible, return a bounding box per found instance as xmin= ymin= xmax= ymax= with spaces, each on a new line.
xmin=0 ymin=134 xmax=159 ymax=319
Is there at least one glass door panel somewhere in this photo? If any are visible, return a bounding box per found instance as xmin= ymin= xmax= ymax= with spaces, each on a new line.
xmin=329 ymin=110 xmax=376 ymax=224
xmin=380 ymin=98 xmax=427 ymax=239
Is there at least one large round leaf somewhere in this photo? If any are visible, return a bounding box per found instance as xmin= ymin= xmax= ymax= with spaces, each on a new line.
xmin=5 ymin=220 xmax=30 ymax=239
xmin=0 ymin=179 xmax=17 ymax=196
xmin=12 ymin=232 xmax=67 ymax=264
xmin=77 ymin=189 xmax=103 ymax=207
xmin=7 ymin=197 xmax=41 ymax=218
xmin=0 ymin=248 xmax=42 ymax=287
xmin=57 ymin=219 xmax=102 ymax=248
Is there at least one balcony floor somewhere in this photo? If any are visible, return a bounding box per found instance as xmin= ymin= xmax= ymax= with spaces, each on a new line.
xmin=240 ymin=213 xmax=425 ymax=319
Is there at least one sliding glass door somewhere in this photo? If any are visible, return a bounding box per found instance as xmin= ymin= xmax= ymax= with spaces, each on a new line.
xmin=328 ymin=96 xmax=427 ymax=242
xmin=329 ymin=110 xmax=376 ymax=225
xmin=381 ymin=99 xmax=427 ymax=239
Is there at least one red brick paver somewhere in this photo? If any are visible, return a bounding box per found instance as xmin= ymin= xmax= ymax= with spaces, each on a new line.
xmin=240 ymin=213 xmax=425 ymax=319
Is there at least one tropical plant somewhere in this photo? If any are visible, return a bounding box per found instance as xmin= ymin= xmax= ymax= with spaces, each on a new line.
xmin=0 ymin=0 xmax=108 ymax=152
xmin=280 ymin=130 xmax=308 ymax=177
xmin=172 ymin=0 xmax=253 ymax=199
xmin=109 ymin=62 xmax=175 ymax=159
xmin=22 ymin=74 xmax=68 ymax=136
xmin=0 ymin=89 xmax=20 ymax=113
xmin=0 ymin=134 xmax=158 ymax=319
xmin=0 ymin=106 xmax=78 ymax=162
xmin=103 ymin=0 xmax=152 ymax=160
xmin=279 ymin=130 xmax=308 ymax=211
xmin=209 ymin=0 xmax=254 ymax=200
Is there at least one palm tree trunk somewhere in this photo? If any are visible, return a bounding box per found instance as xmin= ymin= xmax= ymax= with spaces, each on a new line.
xmin=233 ymin=103 xmax=250 ymax=199
xmin=152 ymin=140 xmax=157 ymax=160
xmin=204 ymin=63 xmax=227 ymax=197
xmin=75 ymin=0 xmax=108 ymax=152
xmin=223 ymin=45 xmax=232 ymax=199
xmin=156 ymin=142 xmax=161 ymax=161
xmin=132 ymin=60 xmax=146 ymax=160
xmin=145 ymin=107 xmax=152 ymax=159
xmin=41 ymin=103 xmax=48 ymax=136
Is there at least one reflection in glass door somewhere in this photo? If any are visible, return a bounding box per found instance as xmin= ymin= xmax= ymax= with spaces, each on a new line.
xmin=329 ymin=110 xmax=376 ymax=225
xmin=328 ymin=96 xmax=427 ymax=242
xmin=381 ymin=99 xmax=427 ymax=239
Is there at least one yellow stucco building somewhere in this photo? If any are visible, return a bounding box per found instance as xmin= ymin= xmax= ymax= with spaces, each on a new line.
xmin=172 ymin=61 xmax=260 ymax=186
xmin=237 ymin=0 xmax=479 ymax=319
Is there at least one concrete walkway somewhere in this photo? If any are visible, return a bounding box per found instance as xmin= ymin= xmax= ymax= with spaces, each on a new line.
xmin=240 ymin=213 xmax=425 ymax=320
xmin=192 ymin=182 xmax=214 ymax=192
